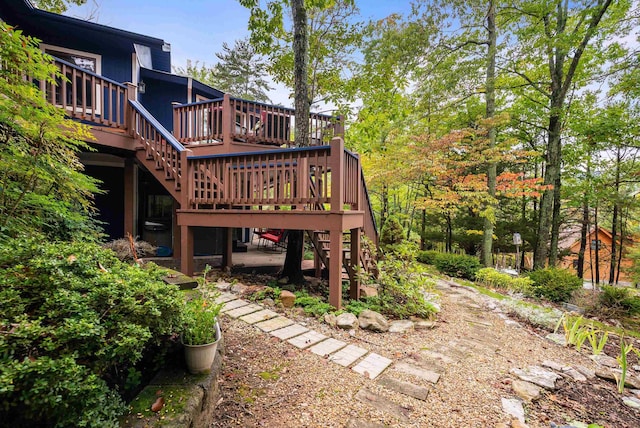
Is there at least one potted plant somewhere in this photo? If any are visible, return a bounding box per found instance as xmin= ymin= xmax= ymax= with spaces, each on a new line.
xmin=181 ymin=295 xmax=223 ymax=374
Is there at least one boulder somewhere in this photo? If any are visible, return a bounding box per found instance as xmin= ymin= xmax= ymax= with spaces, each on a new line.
xmin=358 ymin=310 xmax=389 ymax=332
xmin=279 ymin=290 xmax=296 ymax=308
xmin=389 ymin=320 xmax=415 ymax=333
xmin=230 ymin=282 xmax=248 ymax=294
xmin=360 ymin=286 xmax=378 ymax=298
xmin=324 ymin=313 xmax=337 ymax=327
xmin=501 ymin=397 xmax=525 ymax=423
xmin=512 ymin=380 xmax=542 ymax=402
xmin=336 ymin=313 xmax=359 ymax=329
xmin=510 ymin=366 xmax=561 ymax=390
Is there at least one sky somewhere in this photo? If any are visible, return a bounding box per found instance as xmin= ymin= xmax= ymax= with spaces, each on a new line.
xmin=65 ymin=0 xmax=413 ymax=107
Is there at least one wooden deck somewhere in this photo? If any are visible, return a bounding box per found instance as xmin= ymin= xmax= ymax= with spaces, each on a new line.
xmin=38 ymin=57 xmax=377 ymax=308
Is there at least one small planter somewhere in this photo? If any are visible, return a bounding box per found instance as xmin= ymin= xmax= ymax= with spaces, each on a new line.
xmin=183 ymin=320 xmax=222 ymax=374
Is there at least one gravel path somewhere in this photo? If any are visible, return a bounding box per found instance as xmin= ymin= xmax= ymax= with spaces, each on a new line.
xmin=208 ymin=278 xmax=632 ymax=427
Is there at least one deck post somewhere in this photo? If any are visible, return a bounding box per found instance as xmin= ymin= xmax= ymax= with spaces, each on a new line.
xmin=330 ymin=137 xmax=344 ymax=213
xmin=124 ymin=82 xmax=136 ymax=136
xmin=221 ymin=94 xmax=232 ymax=146
xmin=334 ymin=115 xmax=345 ymax=138
xmin=328 ymin=229 xmax=343 ymax=309
xmin=355 ymin=152 xmax=362 ymax=211
xmin=173 ymin=201 xmax=181 ymax=260
xmin=314 ymin=246 xmax=322 ymax=278
xmin=180 ymin=225 xmax=194 ymax=276
xmin=171 ymin=102 xmax=181 ymax=140
xmin=350 ymin=227 xmax=361 ymax=300
xmin=222 ymin=227 xmax=233 ymax=270
xmin=123 ymin=158 xmax=135 ymax=237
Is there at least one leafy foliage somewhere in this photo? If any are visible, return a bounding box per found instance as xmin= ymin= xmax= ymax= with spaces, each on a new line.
xmin=527 ymin=268 xmax=582 ymax=303
xmin=293 ymin=291 xmax=334 ymax=317
xmin=380 ymin=216 xmax=404 ymax=252
xmin=181 ymin=297 xmax=222 ymax=345
xmin=431 ymin=253 xmax=481 ymax=280
xmin=599 ymin=286 xmax=640 ymax=316
xmin=0 ymin=238 xmax=184 ymax=426
xmin=475 ymin=267 xmax=533 ymax=294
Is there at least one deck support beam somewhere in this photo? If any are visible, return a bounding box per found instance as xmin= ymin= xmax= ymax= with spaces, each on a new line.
xmin=180 ymin=225 xmax=194 ymax=276
xmin=222 ymin=227 xmax=233 ymax=270
xmin=123 ymin=158 xmax=135 ymax=237
xmin=328 ymin=229 xmax=343 ymax=309
xmin=350 ymin=227 xmax=361 ymax=300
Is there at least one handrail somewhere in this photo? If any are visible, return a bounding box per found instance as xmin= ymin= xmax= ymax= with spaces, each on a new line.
xmin=361 ymin=170 xmax=379 ymax=245
xmin=51 ymin=56 xmax=127 ymax=89
xmin=130 ymin=99 xmax=185 ymax=152
xmin=189 ymin=144 xmax=330 ymax=160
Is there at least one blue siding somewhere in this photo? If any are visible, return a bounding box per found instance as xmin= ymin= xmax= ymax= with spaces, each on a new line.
xmin=140 ymin=78 xmax=187 ymax=131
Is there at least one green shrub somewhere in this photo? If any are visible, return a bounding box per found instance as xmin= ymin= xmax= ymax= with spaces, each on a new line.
xmin=475 ymin=267 xmax=533 ymax=294
xmin=599 ymin=286 xmax=640 ymax=315
xmin=0 ymin=237 xmax=184 ymax=427
xmin=370 ymin=254 xmax=438 ymax=319
xmin=380 ymin=216 xmax=404 ymax=252
xmin=432 ymin=253 xmax=481 ymax=280
xmin=416 ymin=250 xmax=440 ymax=265
xmin=294 ymin=291 xmax=334 ymax=317
xmin=527 ymin=268 xmax=582 ymax=303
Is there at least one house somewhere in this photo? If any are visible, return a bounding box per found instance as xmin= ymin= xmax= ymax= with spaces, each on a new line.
xmin=558 ymin=226 xmax=633 ymax=284
xmin=0 ymin=0 xmax=378 ymax=308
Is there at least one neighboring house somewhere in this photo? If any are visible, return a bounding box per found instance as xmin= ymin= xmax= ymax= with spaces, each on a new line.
xmin=0 ymin=0 xmax=377 ymax=308
xmin=558 ymin=226 xmax=633 ymax=284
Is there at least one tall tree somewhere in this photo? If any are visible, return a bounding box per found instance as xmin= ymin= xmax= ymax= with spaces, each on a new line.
xmin=175 ymin=38 xmax=273 ymax=102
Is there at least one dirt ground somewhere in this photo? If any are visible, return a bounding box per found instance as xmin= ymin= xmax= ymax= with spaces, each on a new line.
xmin=208 ymin=274 xmax=640 ymax=428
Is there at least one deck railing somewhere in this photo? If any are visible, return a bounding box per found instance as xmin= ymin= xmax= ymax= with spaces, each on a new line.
xmin=34 ymin=57 xmax=129 ymax=129
xmin=173 ymin=94 xmax=341 ymax=148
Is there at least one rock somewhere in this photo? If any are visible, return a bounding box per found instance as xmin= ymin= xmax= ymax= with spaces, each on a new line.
xmin=358 ymin=310 xmax=389 ymax=332
xmin=262 ymin=298 xmax=275 ymax=307
xmin=574 ymin=365 xmax=596 ymax=380
xmin=562 ymin=302 xmax=585 ymax=314
xmin=541 ymin=360 xmax=564 ymax=371
xmin=562 ymin=367 xmax=587 ymax=382
xmin=596 ymin=369 xmax=640 ymax=389
xmin=511 ymin=419 xmax=529 ymax=428
xmin=626 ymin=375 xmax=640 ymax=389
xmin=231 ymin=282 xmax=248 ymax=294
xmin=324 ymin=313 xmax=337 ymax=327
xmin=545 ymin=333 xmax=567 ymax=346
xmin=279 ymin=290 xmax=296 ymax=308
xmin=360 ymin=285 xmax=378 ymax=298
xmin=389 ymin=320 xmax=414 ymax=333
xmin=590 ymin=354 xmax=618 ymax=368
xmin=512 ymin=380 xmax=542 ymax=402
xmin=595 ymin=368 xmax=618 ymax=383
xmin=630 ymin=389 xmax=640 ymax=399
xmin=414 ymin=320 xmax=437 ymax=330
xmin=510 ymin=366 xmax=561 ymax=390
xmin=623 ymin=396 xmax=640 ymax=409
xmin=278 ymin=277 xmax=289 ymax=285
xmin=501 ymin=397 xmax=525 ymax=423
xmin=215 ymin=281 xmax=232 ymax=291
xmin=495 ymin=424 xmax=509 ymax=428
xmin=633 ymin=365 xmax=640 ymax=372
xmin=336 ymin=313 xmax=358 ymax=329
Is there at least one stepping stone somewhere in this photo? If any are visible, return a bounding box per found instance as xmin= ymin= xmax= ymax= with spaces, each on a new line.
xmin=221 ymin=299 xmax=250 ymax=312
xmin=345 ymin=419 xmax=386 ymax=428
xmin=288 ymin=331 xmax=327 ymax=349
xmin=309 ymin=338 xmax=347 ymax=357
xmin=254 ymin=316 xmax=294 ymax=332
xmin=240 ymin=309 xmax=279 ymax=324
xmin=501 ymin=397 xmax=525 ymax=423
xmin=377 ymin=376 xmax=429 ymax=401
xmin=352 ymin=353 xmax=393 ymax=379
xmin=270 ymin=323 xmax=309 ymax=340
xmin=421 ymin=349 xmax=456 ymax=365
xmin=394 ymin=362 xmax=440 ymax=384
xmin=355 ymin=389 xmax=410 ymax=420
xmin=329 ymin=344 xmax=369 ymax=367
xmin=213 ymin=292 xmax=237 ymax=304
xmin=224 ymin=303 xmax=263 ymax=319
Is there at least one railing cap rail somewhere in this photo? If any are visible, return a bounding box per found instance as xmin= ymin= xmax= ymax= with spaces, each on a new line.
xmin=51 ymin=56 xmax=127 ymax=89
xmin=129 ymin=99 xmax=185 ymax=152
xmin=172 ymin=97 xmax=224 ymax=109
xmin=189 ymin=144 xmax=331 ymax=160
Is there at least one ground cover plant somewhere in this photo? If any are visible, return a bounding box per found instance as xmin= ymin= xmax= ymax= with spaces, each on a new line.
xmin=0 ymin=237 xmax=185 ymax=427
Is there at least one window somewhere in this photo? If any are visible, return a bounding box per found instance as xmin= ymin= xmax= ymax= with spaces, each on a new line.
xmin=40 ymin=44 xmax=102 ymax=113
xmin=591 ymin=239 xmax=603 ymax=250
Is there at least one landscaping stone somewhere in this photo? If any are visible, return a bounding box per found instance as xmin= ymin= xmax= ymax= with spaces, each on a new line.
xmin=345 ymin=419 xmax=386 ymax=428
xmin=394 ymin=362 xmax=440 ymax=384
xmin=262 ymin=298 xmax=275 ymax=307
xmin=510 ymin=419 xmax=529 ymax=428
xmin=163 ymin=271 xmax=197 ymax=289
xmin=590 ymin=354 xmax=618 ymax=368
xmin=269 ymin=323 xmax=309 ymax=340
xmin=389 ymin=320 xmax=414 ymax=333
xmin=254 ymin=316 xmax=294 ymax=332
xmin=510 ymin=366 xmax=561 ymax=390
xmin=561 ymin=367 xmax=587 ymax=382
xmin=230 ymin=283 xmax=248 ymax=294
xmin=224 ymin=303 xmax=263 ymax=319
xmin=239 ymin=309 xmax=279 ymax=324
xmin=221 ymin=299 xmax=250 ymax=312
xmin=288 ymin=331 xmax=327 ymax=349
xmin=377 ymin=376 xmax=429 ymax=401
xmin=360 ymin=285 xmax=378 ymax=298
xmin=545 ymin=333 xmax=567 ymax=346
xmin=336 ymin=312 xmax=359 ymax=330
xmin=358 ymin=310 xmax=389 ymax=332
xmin=352 ymin=353 xmax=393 ymax=379
xmin=355 ymin=389 xmax=410 ymax=420
xmin=279 ymin=290 xmax=296 ymax=308
xmin=309 ymin=338 xmax=347 ymax=357
xmin=623 ymin=396 xmax=640 ymax=409
xmin=412 ymin=318 xmax=437 ymax=329
xmin=324 ymin=313 xmax=337 ymax=327
xmin=541 ymin=360 xmax=564 ymax=371
xmin=329 ymin=344 xmax=368 ymax=367
xmin=214 ymin=281 xmax=232 ymax=291
xmin=596 ymin=369 xmax=640 ymax=389
xmin=501 ymin=397 xmax=525 ymax=423
xmin=574 ymin=365 xmax=596 ymax=380
xmin=512 ymin=380 xmax=542 ymax=402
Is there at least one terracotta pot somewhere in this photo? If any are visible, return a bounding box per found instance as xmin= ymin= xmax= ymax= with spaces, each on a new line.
xmin=183 ymin=320 xmax=221 ymax=374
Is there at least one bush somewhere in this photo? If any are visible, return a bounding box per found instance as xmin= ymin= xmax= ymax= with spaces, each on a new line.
xmin=432 ymin=253 xmax=481 ymax=280
xmin=416 ymin=250 xmax=440 ymax=265
xmin=380 ymin=216 xmax=404 ymax=252
xmin=0 ymin=237 xmax=184 ymax=427
xmin=475 ymin=267 xmax=533 ymax=294
xmin=599 ymin=286 xmax=640 ymax=315
xmin=294 ymin=291 xmax=334 ymax=317
xmin=527 ymin=268 xmax=582 ymax=303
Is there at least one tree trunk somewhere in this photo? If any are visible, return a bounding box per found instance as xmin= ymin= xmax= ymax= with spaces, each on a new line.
xmin=594 ymin=206 xmax=600 ymax=286
xmin=420 ymin=209 xmax=426 ymax=250
xmin=446 ymin=214 xmax=452 ymax=253
xmin=281 ymin=0 xmax=309 ymax=284
xmin=576 ymin=197 xmax=589 ymax=279
xmin=482 ymin=0 xmax=497 ymax=268
xmin=609 ymin=147 xmax=621 ymax=284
